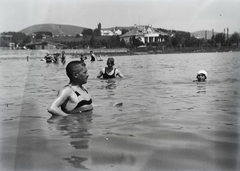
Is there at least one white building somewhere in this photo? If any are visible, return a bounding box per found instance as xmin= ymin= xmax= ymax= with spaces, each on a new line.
xmin=101 ymin=27 xmax=122 ymax=36
xmin=120 ymin=24 xmax=169 ymax=44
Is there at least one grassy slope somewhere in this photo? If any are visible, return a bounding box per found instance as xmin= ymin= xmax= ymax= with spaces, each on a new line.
xmin=19 ymin=24 xmax=91 ymax=36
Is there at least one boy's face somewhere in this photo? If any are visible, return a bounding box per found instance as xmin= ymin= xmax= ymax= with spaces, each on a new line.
xmin=74 ymin=65 xmax=89 ymax=84
xmin=197 ymin=74 xmax=206 ymax=82
xmin=107 ymin=61 xmax=114 ymax=67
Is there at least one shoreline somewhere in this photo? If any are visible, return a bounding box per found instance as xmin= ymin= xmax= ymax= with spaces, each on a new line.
xmin=0 ymin=46 xmax=239 ymax=59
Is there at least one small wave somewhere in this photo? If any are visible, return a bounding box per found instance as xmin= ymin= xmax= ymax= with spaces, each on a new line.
xmin=224 ymin=78 xmax=239 ymax=83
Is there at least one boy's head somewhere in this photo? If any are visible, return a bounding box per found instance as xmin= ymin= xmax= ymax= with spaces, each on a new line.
xmin=107 ymin=58 xmax=114 ymax=66
xmin=196 ymin=70 xmax=207 ymax=82
xmin=66 ymin=61 xmax=86 ymax=80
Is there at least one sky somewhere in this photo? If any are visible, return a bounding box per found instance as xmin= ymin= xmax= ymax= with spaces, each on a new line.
xmin=0 ymin=0 xmax=240 ymax=34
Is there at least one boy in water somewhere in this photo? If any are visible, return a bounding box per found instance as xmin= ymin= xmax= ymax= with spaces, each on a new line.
xmin=97 ymin=57 xmax=123 ymax=79
xmin=48 ymin=61 xmax=93 ymax=116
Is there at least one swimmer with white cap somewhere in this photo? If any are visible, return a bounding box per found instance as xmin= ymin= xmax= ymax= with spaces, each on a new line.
xmin=193 ymin=70 xmax=207 ymax=82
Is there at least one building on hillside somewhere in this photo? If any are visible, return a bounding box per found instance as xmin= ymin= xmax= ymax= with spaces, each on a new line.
xmin=0 ymin=34 xmax=13 ymax=49
xmin=101 ymin=30 xmax=114 ymax=36
xmin=26 ymin=40 xmax=67 ymax=50
xmin=120 ymin=24 xmax=169 ymax=44
xmin=101 ymin=27 xmax=122 ymax=36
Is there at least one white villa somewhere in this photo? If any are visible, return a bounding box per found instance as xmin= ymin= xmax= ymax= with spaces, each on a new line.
xmin=120 ymin=24 xmax=169 ymax=44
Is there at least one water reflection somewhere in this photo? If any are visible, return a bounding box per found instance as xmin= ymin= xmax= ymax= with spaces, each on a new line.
xmin=98 ymin=79 xmax=117 ymax=89
xmin=63 ymin=156 xmax=89 ymax=170
xmin=91 ymin=152 xmax=136 ymax=165
xmin=196 ymin=83 xmax=206 ymax=94
xmin=70 ymin=140 xmax=89 ymax=149
xmin=47 ymin=112 xmax=92 ymax=169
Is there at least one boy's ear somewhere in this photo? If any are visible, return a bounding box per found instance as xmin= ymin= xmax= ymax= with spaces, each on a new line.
xmin=73 ymin=72 xmax=78 ymax=78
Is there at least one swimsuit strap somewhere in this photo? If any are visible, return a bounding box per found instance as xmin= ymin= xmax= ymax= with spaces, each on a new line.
xmin=66 ymin=84 xmax=88 ymax=95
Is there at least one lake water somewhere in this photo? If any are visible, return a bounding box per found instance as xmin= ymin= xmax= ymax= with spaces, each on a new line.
xmin=0 ymin=50 xmax=240 ymax=171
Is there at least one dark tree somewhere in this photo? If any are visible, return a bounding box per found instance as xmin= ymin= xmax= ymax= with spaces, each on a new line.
xmin=98 ymin=23 xmax=101 ymax=30
xmin=120 ymin=39 xmax=126 ymax=47
xmin=229 ymin=32 xmax=240 ymax=46
xmin=215 ymin=33 xmax=225 ymax=45
xmin=121 ymin=29 xmax=129 ymax=35
xmin=22 ymin=35 xmax=31 ymax=44
xmin=89 ymin=36 xmax=96 ymax=47
xmin=82 ymin=29 xmax=94 ymax=36
xmin=94 ymin=28 xmax=101 ymax=36
xmin=75 ymin=34 xmax=81 ymax=38
xmin=2 ymin=32 xmax=28 ymax=45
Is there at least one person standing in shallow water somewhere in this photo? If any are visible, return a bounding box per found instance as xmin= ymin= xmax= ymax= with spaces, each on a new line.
xmin=90 ymin=51 xmax=96 ymax=61
xmin=97 ymin=57 xmax=123 ymax=79
xmin=61 ymin=51 xmax=66 ymax=64
xmin=48 ymin=61 xmax=93 ymax=116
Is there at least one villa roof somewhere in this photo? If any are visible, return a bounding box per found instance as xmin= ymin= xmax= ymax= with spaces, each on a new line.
xmin=120 ymin=25 xmax=169 ymax=38
xmin=120 ymin=27 xmax=144 ymax=37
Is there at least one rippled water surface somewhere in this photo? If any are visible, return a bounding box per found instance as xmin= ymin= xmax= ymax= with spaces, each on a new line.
xmin=0 ymin=51 xmax=240 ymax=171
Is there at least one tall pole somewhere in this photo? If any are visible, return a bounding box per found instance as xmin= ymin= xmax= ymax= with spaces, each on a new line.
xmin=227 ymin=28 xmax=229 ymax=40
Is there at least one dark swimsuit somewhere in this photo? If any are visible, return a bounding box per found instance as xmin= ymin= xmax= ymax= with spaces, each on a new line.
xmin=91 ymin=55 xmax=95 ymax=61
xmin=74 ymin=91 xmax=92 ymax=109
xmin=61 ymin=85 xmax=92 ymax=112
xmin=103 ymin=68 xmax=116 ymax=79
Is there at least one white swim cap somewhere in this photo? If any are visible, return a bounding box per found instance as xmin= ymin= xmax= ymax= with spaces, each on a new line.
xmin=197 ymin=70 xmax=207 ymax=77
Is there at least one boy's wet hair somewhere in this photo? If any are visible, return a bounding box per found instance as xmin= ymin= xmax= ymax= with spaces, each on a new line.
xmin=66 ymin=61 xmax=86 ymax=79
xmin=107 ymin=58 xmax=114 ymax=64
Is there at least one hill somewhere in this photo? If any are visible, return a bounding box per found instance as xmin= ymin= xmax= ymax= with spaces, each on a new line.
xmin=19 ymin=24 xmax=91 ymax=36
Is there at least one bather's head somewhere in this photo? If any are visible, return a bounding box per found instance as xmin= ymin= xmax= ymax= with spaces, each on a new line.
xmin=196 ymin=70 xmax=207 ymax=82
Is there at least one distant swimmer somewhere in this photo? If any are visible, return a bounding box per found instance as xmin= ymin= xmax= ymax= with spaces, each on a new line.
xmin=48 ymin=61 xmax=93 ymax=116
xmin=193 ymin=70 xmax=207 ymax=82
xmin=97 ymin=57 xmax=123 ymax=79
xmin=44 ymin=52 xmax=53 ymax=63
xmin=90 ymin=51 xmax=96 ymax=61
xmin=90 ymin=51 xmax=102 ymax=61
xmin=61 ymin=51 xmax=66 ymax=64
xmin=80 ymin=53 xmax=87 ymax=62
xmin=52 ymin=52 xmax=60 ymax=63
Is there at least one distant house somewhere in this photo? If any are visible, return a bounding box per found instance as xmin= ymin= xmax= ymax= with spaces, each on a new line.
xmin=26 ymin=40 xmax=67 ymax=49
xmin=120 ymin=24 xmax=169 ymax=44
xmin=42 ymin=34 xmax=51 ymax=39
xmin=101 ymin=27 xmax=122 ymax=36
xmin=0 ymin=34 xmax=13 ymax=49
xmin=101 ymin=29 xmax=114 ymax=36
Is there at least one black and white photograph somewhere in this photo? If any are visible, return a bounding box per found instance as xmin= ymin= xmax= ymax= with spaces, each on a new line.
xmin=0 ymin=0 xmax=240 ymax=171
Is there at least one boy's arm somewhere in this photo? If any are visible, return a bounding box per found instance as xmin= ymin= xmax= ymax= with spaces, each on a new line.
xmin=116 ymin=69 xmax=123 ymax=78
xmin=47 ymin=88 xmax=71 ymax=116
xmin=97 ymin=68 xmax=104 ymax=78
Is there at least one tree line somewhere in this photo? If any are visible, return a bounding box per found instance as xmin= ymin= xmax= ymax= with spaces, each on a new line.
xmin=1 ymin=29 xmax=239 ymax=49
